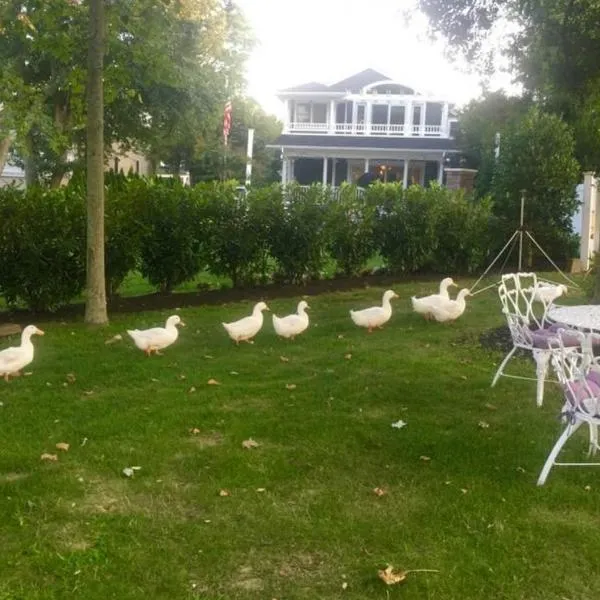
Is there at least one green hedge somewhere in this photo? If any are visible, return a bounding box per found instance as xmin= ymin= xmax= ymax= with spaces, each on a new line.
xmin=0 ymin=178 xmax=508 ymax=311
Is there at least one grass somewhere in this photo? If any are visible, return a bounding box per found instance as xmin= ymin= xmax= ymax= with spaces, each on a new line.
xmin=1 ymin=275 xmax=600 ymax=599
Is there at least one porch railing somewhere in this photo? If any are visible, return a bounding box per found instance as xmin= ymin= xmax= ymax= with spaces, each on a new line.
xmin=286 ymin=122 xmax=447 ymax=137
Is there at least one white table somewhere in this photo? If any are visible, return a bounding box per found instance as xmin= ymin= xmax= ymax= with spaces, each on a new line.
xmin=547 ymin=305 xmax=600 ymax=332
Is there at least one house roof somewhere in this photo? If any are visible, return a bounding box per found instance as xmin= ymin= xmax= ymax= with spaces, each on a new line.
xmin=280 ymin=81 xmax=331 ymax=93
xmin=328 ymin=68 xmax=390 ymax=92
xmin=271 ymin=135 xmax=459 ymax=152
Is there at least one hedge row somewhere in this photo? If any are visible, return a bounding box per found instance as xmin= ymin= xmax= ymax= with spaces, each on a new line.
xmin=0 ymin=176 xmax=497 ymax=311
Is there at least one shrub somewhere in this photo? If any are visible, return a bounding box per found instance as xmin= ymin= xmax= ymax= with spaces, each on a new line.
xmin=201 ymin=182 xmax=270 ymax=287
xmin=268 ymin=184 xmax=332 ymax=283
xmin=327 ymin=184 xmax=376 ymax=276
xmin=138 ymin=179 xmax=205 ymax=292
xmin=0 ymin=185 xmax=86 ymax=311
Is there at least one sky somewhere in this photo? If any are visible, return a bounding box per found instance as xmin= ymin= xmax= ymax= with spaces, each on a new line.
xmin=235 ymin=0 xmax=517 ymax=118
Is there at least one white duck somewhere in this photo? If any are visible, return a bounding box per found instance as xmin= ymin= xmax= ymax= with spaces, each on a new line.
xmin=273 ymin=300 xmax=310 ymax=340
xmin=429 ymin=288 xmax=470 ymax=323
xmin=411 ymin=277 xmax=457 ymax=319
xmin=350 ymin=290 xmax=398 ymax=332
xmin=223 ymin=301 xmax=269 ymax=344
xmin=0 ymin=325 xmax=44 ymax=382
xmin=127 ymin=315 xmax=185 ymax=356
xmin=534 ymin=283 xmax=567 ymax=305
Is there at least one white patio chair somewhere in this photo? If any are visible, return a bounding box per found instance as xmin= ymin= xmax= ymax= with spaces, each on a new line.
xmin=491 ymin=272 xmax=580 ymax=406
xmin=537 ymin=330 xmax=600 ymax=485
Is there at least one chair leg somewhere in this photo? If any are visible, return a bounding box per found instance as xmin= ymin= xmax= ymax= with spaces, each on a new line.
xmin=533 ymin=349 xmax=551 ymax=407
xmin=537 ymin=420 xmax=583 ymax=486
xmin=491 ymin=346 xmax=517 ymax=388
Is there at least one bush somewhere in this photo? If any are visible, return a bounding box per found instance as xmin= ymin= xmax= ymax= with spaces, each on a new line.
xmin=327 ymin=184 xmax=376 ymax=276
xmin=0 ymin=185 xmax=86 ymax=311
xmin=268 ymin=184 xmax=332 ymax=283
xmin=202 ymin=182 xmax=270 ymax=287
xmin=138 ymin=179 xmax=206 ymax=292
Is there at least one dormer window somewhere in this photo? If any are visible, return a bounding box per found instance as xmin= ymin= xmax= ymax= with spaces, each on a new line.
xmin=295 ymin=102 xmax=327 ymax=124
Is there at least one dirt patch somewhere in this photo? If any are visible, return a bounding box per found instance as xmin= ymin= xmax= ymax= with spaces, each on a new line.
xmin=53 ymin=523 xmax=93 ymax=552
xmin=187 ymin=431 xmax=224 ymax=448
xmin=0 ymin=272 xmax=444 ymax=324
xmin=479 ymin=326 xmax=516 ymax=354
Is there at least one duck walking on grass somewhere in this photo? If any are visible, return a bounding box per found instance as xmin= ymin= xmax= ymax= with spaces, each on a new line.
xmin=223 ymin=301 xmax=269 ymax=344
xmin=0 ymin=325 xmax=44 ymax=382
xmin=127 ymin=315 xmax=185 ymax=356
xmin=429 ymin=289 xmax=471 ymax=323
xmin=411 ymin=277 xmax=457 ymax=320
xmin=273 ymin=300 xmax=310 ymax=340
xmin=350 ymin=290 xmax=398 ymax=333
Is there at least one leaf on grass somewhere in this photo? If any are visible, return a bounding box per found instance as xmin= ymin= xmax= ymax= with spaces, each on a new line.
xmin=207 ymin=378 xmax=220 ymax=385
xmin=189 ymin=428 xmax=201 ymax=435
xmin=419 ymin=455 xmax=431 ymax=462
xmin=285 ymin=383 xmax=297 ymax=390
xmin=151 ymin=378 xmax=159 ymax=383
xmin=65 ymin=373 xmax=76 ymax=384
xmin=204 ymin=355 xmax=214 ymax=360
xmin=342 ymin=581 xmax=348 ymax=590
xmin=485 ymin=403 xmax=498 ymax=411
xmin=279 ymin=356 xmax=289 ymax=363
xmin=373 ymin=487 xmax=387 ymax=497
xmin=460 ymin=488 xmax=468 ymax=494
xmin=230 ymin=371 xmax=239 ymax=376
xmin=24 ymin=372 xmax=33 ymax=376
xmin=344 ymin=353 xmax=352 ymax=360
xmin=337 ymin=334 xmax=344 ymax=339
xmin=391 ymin=420 xmax=407 ymax=429
xmin=219 ymin=489 xmax=230 ymax=497
xmin=188 ymin=386 xmax=196 ymax=394
xmin=104 ymin=334 xmax=122 ymax=345
xmin=82 ymin=390 xmax=94 ymax=396
xmin=178 ymin=374 xmax=187 ymax=380
xmin=378 ymin=566 xmax=407 ymax=585
xmin=256 ymin=488 xmax=266 ymax=493
xmin=478 ymin=421 xmax=490 ymax=429
xmin=122 ymin=466 xmax=142 ymax=478
xmin=41 ymin=453 xmax=58 ymax=462
xmin=55 ymin=442 xmax=70 ymax=452
xmin=242 ymin=438 xmax=260 ymax=449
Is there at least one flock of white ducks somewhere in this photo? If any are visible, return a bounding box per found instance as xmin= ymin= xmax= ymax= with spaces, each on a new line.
xmin=0 ymin=278 xmax=474 ymax=377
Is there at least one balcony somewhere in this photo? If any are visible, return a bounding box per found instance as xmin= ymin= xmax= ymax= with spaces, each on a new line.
xmin=284 ymin=121 xmax=448 ymax=137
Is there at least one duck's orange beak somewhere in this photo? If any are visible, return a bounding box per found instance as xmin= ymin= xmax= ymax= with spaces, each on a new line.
xmin=36 ymin=328 xmax=45 ymax=336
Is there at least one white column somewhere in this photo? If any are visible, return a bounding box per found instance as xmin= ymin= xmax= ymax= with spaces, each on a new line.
xmin=289 ymin=159 xmax=295 ymax=182
xmin=441 ymin=102 xmax=449 ymax=136
xmin=281 ymin=158 xmax=288 ymax=185
xmin=403 ymin=159 xmax=410 ymax=188
xmin=581 ymin=172 xmax=596 ymax=269
xmin=346 ymin=160 xmax=352 ymax=183
xmin=364 ymin=158 xmax=370 ymax=173
xmin=331 ymin=158 xmax=337 ymax=186
xmin=437 ymin=160 xmax=444 ymax=185
xmin=329 ymin=100 xmax=336 ymax=134
xmin=365 ymin=102 xmax=372 ymax=135
xmin=322 ymin=157 xmax=328 ymax=185
xmin=404 ymin=101 xmax=412 ymax=136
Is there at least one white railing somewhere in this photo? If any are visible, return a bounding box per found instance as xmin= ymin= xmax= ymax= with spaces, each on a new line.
xmin=287 ymin=122 xmax=446 ymax=137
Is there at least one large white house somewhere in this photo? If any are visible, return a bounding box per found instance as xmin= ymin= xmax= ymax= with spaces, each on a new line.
xmin=270 ymin=68 xmax=462 ymax=188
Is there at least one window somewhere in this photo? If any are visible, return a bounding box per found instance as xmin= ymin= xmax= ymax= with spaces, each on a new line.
xmin=390 ymin=106 xmax=405 ymax=124
xmin=372 ymin=105 xmax=388 ymax=125
xmin=296 ymin=103 xmax=310 ymax=123
xmin=312 ymin=103 xmax=326 ymax=123
xmin=425 ymin=103 xmax=442 ymax=126
xmin=412 ymin=105 xmax=422 ymax=126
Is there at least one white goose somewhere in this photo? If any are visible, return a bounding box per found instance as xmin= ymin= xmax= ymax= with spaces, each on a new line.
xmin=350 ymin=290 xmax=398 ymax=332
xmin=273 ymin=300 xmax=310 ymax=340
xmin=223 ymin=301 xmax=269 ymax=344
xmin=429 ymin=288 xmax=470 ymax=323
xmin=127 ymin=315 xmax=185 ymax=356
xmin=0 ymin=325 xmax=44 ymax=382
xmin=534 ymin=283 xmax=567 ymax=305
xmin=411 ymin=277 xmax=457 ymax=319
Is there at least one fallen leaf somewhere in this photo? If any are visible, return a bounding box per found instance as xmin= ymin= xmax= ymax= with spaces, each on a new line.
xmin=82 ymin=390 xmax=94 ymax=396
xmin=285 ymin=383 xmax=296 ymax=390
xmin=484 ymin=403 xmax=498 ymax=411
xmin=219 ymin=489 xmax=230 ymax=497
xmin=516 ymin=466 xmax=525 ymax=473
xmin=122 ymin=467 xmax=135 ymax=478
xmin=204 ymin=355 xmax=214 ymax=359
xmin=460 ymin=375 xmax=467 ymax=380
xmin=585 ymin=485 xmax=592 ymax=491
xmin=178 ymin=374 xmax=186 ymax=380
xmin=80 ymin=437 xmax=88 ymax=447
xmin=151 ymin=378 xmax=159 ymax=383
xmin=188 ymin=386 xmax=196 ymax=394
xmin=373 ymin=487 xmax=387 ymax=497
xmin=41 ymin=453 xmax=58 ymax=462
xmin=344 ymin=353 xmax=352 ymax=360
xmin=419 ymin=455 xmax=431 ymax=462
xmin=460 ymin=488 xmax=468 ymax=494
xmin=242 ymin=438 xmax=260 ymax=449
xmin=207 ymin=378 xmax=220 ymax=385
xmin=378 ymin=566 xmax=407 ymax=586
xmin=342 ymin=582 xmax=348 ymax=590
xmin=24 ymin=372 xmax=33 ymax=376
xmin=256 ymin=487 xmax=266 ymax=493
xmin=279 ymin=356 xmax=289 ymax=363
xmin=229 ymin=371 xmax=239 ymax=375
xmin=189 ymin=428 xmax=201 ymax=435
xmin=65 ymin=373 xmax=76 ymax=384
xmin=55 ymin=442 xmax=70 ymax=452
xmin=391 ymin=419 xmax=407 ymax=429
xmin=478 ymin=421 xmax=490 ymax=429
xmin=104 ymin=334 xmax=123 ymax=345
xmin=337 ymin=334 xmax=344 ymax=339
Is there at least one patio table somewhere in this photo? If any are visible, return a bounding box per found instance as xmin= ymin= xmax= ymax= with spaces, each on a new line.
xmin=547 ymin=305 xmax=600 ymax=332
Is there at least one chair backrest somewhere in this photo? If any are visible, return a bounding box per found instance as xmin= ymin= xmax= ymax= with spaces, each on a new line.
xmin=498 ymin=273 xmax=550 ymax=348
xmin=549 ymin=330 xmax=600 ymax=416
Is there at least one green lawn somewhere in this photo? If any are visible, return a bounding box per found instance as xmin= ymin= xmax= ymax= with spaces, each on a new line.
xmin=1 ymin=276 xmax=599 ymax=600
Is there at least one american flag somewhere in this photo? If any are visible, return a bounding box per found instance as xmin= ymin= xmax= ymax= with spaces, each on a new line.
xmin=223 ymin=100 xmax=232 ymax=146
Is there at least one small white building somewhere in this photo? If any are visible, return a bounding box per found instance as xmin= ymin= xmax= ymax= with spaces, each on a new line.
xmin=0 ymin=164 xmax=25 ymax=188
xmin=269 ymin=68 xmax=461 ymax=188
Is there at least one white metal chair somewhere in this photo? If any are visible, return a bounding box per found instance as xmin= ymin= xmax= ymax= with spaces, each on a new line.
xmin=491 ymin=273 xmax=562 ymax=406
xmin=537 ymin=330 xmax=600 ymax=485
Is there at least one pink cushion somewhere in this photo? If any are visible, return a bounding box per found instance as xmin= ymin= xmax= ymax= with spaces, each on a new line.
xmin=563 ymin=377 xmax=600 ymax=414
xmin=528 ymin=327 xmax=582 ymax=349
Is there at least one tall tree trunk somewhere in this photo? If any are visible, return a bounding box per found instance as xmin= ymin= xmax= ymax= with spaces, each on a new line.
xmin=0 ymin=135 xmax=12 ymax=174
xmin=84 ymin=0 xmax=108 ymax=324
